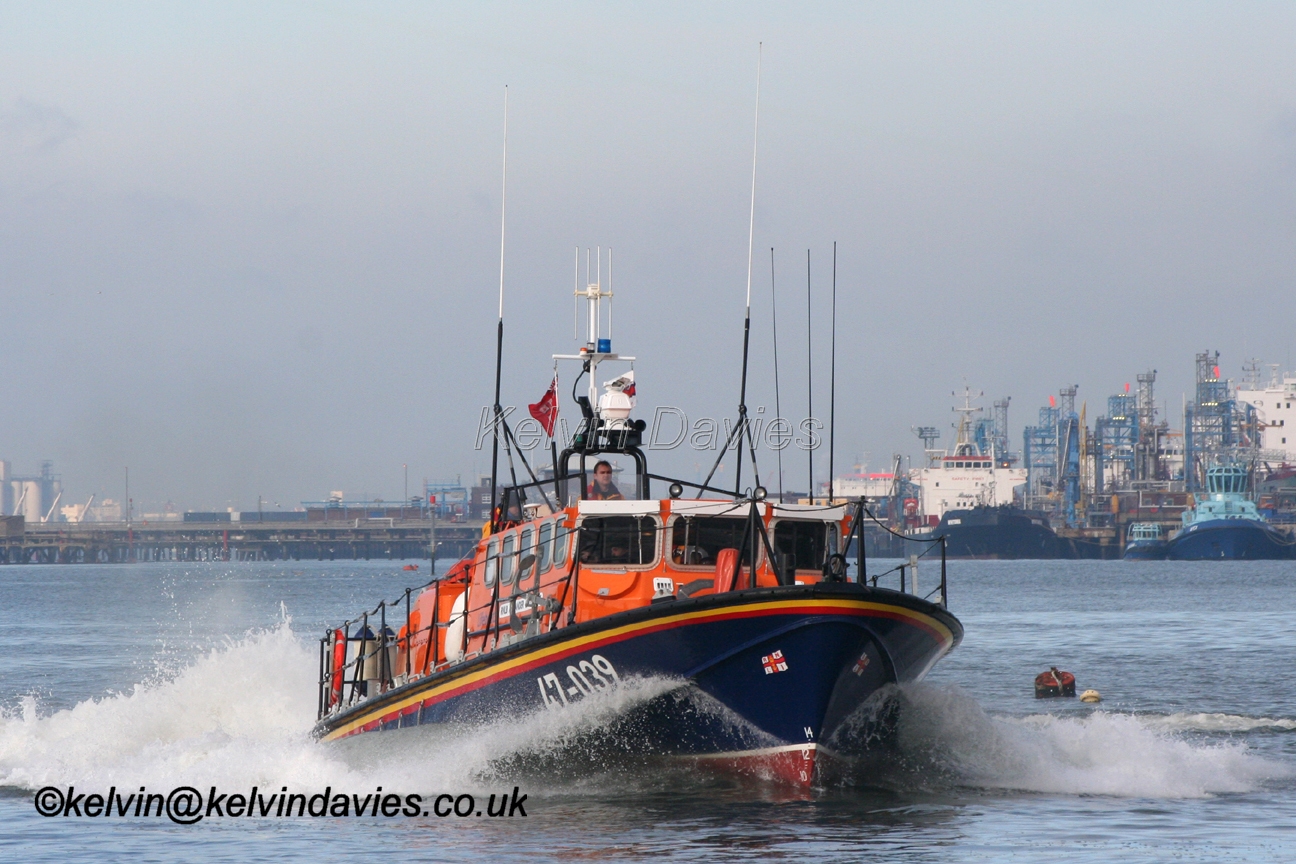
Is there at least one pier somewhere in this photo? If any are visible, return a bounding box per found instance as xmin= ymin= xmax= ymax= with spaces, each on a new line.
xmin=0 ymin=518 xmax=485 ymax=564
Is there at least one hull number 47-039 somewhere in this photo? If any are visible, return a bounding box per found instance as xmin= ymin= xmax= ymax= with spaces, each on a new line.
xmin=537 ymin=655 xmax=620 ymax=707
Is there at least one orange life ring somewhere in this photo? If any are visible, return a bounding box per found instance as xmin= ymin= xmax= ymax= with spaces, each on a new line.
xmin=329 ymin=628 xmax=346 ymax=707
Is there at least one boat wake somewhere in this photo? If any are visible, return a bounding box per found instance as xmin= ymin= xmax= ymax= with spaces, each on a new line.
xmin=0 ymin=622 xmax=690 ymax=797
xmin=0 ymin=623 xmax=327 ymax=795
xmin=0 ymin=627 xmax=1288 ymax=800
xmin=1140 ymin=712 xmax=1296 ymax=734
xmin=877 ymin=683 xmax=1293 ymax=798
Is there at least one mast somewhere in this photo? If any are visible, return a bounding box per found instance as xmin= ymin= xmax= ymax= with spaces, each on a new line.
xmin=554 ymin=247 xmax=635 ymax=496
xmin=489 ymin=87 xmax=509 ymax=526
xmin=829 ymin=241 xmax=837 ymax=504
xmin=771 ymin=247 xmax=785 ymax=502
xmin=735 ymin=43 xmax=763 ymax=495
xmin=702 ymin=44 xmax=763 ymax=497
xmin=806 ymin=249 xmax=813 ymax=504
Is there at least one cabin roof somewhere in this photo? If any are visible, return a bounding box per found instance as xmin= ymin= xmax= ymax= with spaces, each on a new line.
xmin=571 ymin=498 xmax=846 ymax=521
xmin=667 ymin=499 xmax=762 ymax=517
xmin=772 ymin=503 xmax=846 ymax=521
xmin=576 ymin=500 xmax=661 ymax=516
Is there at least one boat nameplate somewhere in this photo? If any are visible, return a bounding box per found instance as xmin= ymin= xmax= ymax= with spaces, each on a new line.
xmin=537 ymin=654 xmax=621 ymax=708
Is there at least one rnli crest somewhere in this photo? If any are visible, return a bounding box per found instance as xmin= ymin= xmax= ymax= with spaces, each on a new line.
xmin=761 ymin=650 xmax=788 ymax=675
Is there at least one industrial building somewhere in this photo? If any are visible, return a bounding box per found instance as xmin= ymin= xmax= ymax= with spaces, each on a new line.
xmin=1012 ymin=351 xmax=1294 ymax=548
xmin=0 ymin=461 xmax=63 ymax=523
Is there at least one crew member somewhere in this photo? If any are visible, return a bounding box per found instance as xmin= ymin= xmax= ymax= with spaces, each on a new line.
xmin=587 ymin=460 xmax=624 ymax=500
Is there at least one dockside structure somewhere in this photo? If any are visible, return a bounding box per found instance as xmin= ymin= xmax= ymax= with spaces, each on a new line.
xmin=0 ymin=517 xmax=484 ymax=564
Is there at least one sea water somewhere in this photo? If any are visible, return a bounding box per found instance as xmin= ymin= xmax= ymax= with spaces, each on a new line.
xmin=1 ymin=559 xmax=1293 ymax=862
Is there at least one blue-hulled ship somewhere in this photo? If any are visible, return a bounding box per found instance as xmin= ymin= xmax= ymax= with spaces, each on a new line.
xmin=926 ymin=505 xmax=1063 ymax=558
xmin=1123 ymin=522 xmax=1167 ymax=560
xmin=1164 ymin=465 xmax=1295 ymax=560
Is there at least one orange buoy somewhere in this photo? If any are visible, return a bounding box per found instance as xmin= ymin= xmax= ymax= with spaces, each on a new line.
xmin=1034 ymin=666 xmax=1076 ymax=698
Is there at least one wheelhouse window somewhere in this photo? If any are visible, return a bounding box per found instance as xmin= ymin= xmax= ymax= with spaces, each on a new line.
xmin=553 ymin=521 xmax=569 ymax=568
xmin=578 ymin=516 xmax=658 ymax=566
xmin=517 ymin=527 xmax=535 ymax=589
xmin=557 ymin=454 xmax=646 ymax=504
xmin=670 ymin=517 xmax=754 ymax=567
xmin=773 ymin=520 xmax=831 ymax=571
xmin=537 ymin=521 xmax=553 ymax=575
xmin=484 ymin=538 xmax=499 ymax=586
xmin=500 ymin=533 xmax=516 ymax=586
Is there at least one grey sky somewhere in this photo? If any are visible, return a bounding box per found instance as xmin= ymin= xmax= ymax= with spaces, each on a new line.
xmin=2 ymin=3 xmax=1294 ymax=510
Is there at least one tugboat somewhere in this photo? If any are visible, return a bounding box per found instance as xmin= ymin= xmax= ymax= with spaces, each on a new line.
xmin=1164 ymin=464 xmax=1295 ymax=560
xmin=312 ymin=256 xmax=963 ymax=787
xmin=1123 ymin=522 xmax=1167 ymax=560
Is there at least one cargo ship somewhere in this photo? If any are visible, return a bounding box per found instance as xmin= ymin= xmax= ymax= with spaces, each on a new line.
xmin=910 ymin=391 xmax=1026 ymax=527
xmin=905 ymin=392 xmax=1078 ymax=558
xmin=926 ymin=504 xmax=1064 ymax=559
xmin=311 ymin=256 xmax=962 ymax=786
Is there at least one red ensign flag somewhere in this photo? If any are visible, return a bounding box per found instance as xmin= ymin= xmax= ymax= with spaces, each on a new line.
xmin=529 ymin=376 xmax=559 ymax=437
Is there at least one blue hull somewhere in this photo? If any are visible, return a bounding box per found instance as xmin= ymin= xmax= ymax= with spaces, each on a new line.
xmin=1165 ymin=519 xmax=1295 ymax=560
xmin=315 ymin=584 xmax=961 ymax=782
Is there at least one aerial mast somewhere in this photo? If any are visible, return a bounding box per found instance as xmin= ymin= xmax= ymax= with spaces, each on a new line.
xmin=488 ymin=87 xmax=509 ymax=526
xmin=702 ymin=43 xmax=764 ymax=497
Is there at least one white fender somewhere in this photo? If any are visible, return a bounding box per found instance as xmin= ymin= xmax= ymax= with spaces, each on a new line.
xmin=444 ymin=592 xmax=467 ymax=664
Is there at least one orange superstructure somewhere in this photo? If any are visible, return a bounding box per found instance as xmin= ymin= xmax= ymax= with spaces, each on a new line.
xmin=454 ymin=498 xmax=847 ymax=656
xmin=356 ymin=496 xmax=851 ymax=694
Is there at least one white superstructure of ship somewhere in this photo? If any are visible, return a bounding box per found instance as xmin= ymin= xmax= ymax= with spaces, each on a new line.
xmin=910 ymin=389 xmax=1026 ymax=526
xmin=825 ymin=466 xmax=900 ymax=500
xmin=1235 ymin=364 xmax=1296 ymax=466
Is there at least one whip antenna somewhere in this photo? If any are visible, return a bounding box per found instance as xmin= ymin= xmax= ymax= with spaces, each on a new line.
xmin=829 ymin=241 xmax=837 ymax=503
xmin=702 ymin=43 xmax=764 ymax=497
xmin=745 ymin=43 xmax=761 ymax=311
xmin=489 ymin=86 xmax=509 ymax=525
xmin=806 ymin=249 xmax=813 ymax=504
xmin=771 ymin=247 xmax=785 ymax=503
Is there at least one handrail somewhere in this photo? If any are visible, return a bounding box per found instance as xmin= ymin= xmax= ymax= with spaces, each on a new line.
xmin=318 ymin=528 xmax=590 ymax=716
xmin=845 ymin=497 xmax=948 ymax=606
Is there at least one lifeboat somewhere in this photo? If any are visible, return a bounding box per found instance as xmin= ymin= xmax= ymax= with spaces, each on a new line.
xmin=311 ymin=253 xmax=962 ymax=788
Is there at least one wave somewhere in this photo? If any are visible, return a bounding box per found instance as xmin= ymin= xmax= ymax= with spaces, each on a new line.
xmin=0 ymin=622 xmax=681 ymax=796
xmin=1 ymin=628 xmax=1289 ymax=800
xmin=888 ymin=683 xmax=1293 ymax=798
xmin=1142 ymin=712 xmax=1296 ymax=734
